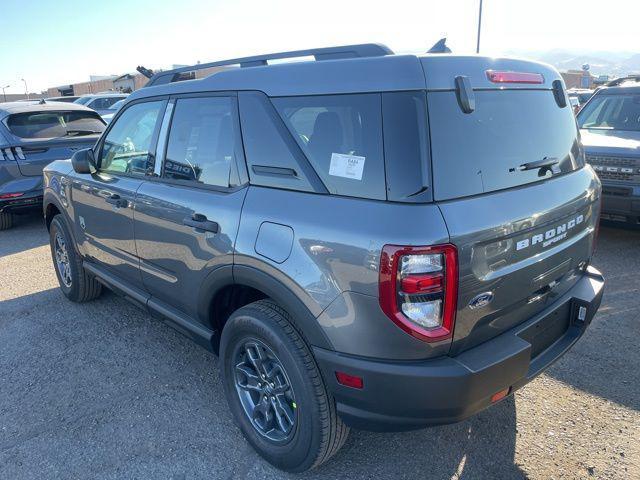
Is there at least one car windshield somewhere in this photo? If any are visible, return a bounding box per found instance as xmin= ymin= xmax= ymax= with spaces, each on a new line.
xmin=577 ymin=93 xmax=640 ymax=131
xmin=109 ymin=99 xmax=126 ymax=111
xmin=6 ymin=111 xmax=106 ymax=139
xmin=74 ymin=97 xmax=93 ymax=105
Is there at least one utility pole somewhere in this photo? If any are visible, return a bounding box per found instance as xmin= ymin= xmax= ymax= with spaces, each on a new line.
xmin=1 ymin=84 xmax=9 ymax=102
xmin=21 ymin=78 xmax=29 ymax=99
xmin=476 ymin=0 xmax=483 ymax=54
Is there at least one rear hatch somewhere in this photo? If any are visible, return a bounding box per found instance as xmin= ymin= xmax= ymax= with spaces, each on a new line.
xmin=2 ymin=109 xmax=104 ymax=176
xmin=421 ymin=56 xmax=601 ymax=354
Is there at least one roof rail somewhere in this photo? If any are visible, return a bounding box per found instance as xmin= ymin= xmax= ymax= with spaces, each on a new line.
xmin=606 ymin=75 xmax=640 ymax=87
xmin=145 ymin=43 xmax=393 ymax=87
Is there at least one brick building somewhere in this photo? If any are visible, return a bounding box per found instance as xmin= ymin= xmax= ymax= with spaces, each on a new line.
xmin=561 ymin=70 xmax=595 ymax=89
xmin=46 ymin=65 xmax=229 ymax=98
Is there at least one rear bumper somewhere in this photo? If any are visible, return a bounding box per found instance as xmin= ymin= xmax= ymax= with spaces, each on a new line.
xmin=314 ymin=266 xmax=604 ymax=432
xmin=601 ymin=183 xmax=640 ymax=220
xmin=0 ymin=190 xmax=43 ymax=213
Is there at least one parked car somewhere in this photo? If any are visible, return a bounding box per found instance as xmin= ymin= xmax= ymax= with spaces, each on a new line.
xmin=578 ymin=77 xmax=640 ymax=224
xmin=569 ymin=95 xmax=581 ymax=114
xmin=567 ymin=88 xmax=594 ymax=105
xmin=45 ymin=96 xmax=82 ymax=103
xmin=43 ymin=44 xmax=604 ymax=472
xmin=74 ymin=93 xmax=128 ymax=116
xmin=100 ymin=98 xmax=126 ymax=123
xmin=0 ymin=101 xmax=105 ymax=230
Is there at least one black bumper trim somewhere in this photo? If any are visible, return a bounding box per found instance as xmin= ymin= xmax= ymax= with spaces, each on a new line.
xmin=313 ymin=266 xmax=605 ymax=432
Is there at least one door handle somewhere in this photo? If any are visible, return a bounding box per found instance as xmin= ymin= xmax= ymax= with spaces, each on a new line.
xmin=183 ymin=213 xmax=219 ymax=233
xmin=105 ymin=194 xmax=128 ymax=208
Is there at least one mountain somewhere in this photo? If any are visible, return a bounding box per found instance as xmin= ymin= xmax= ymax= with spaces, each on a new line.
xmin=503 ymin=49 xmax=640 ymax=77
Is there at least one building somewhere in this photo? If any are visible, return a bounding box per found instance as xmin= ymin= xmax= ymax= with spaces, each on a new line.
xmin=46 ymin=65 xmax=229 ymax=98
xmin=561 ymin=69 xmax=595 ymax=89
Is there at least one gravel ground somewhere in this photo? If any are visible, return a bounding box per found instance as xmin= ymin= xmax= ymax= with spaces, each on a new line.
xmin=0 ymin=212 xmax=638 ymax=480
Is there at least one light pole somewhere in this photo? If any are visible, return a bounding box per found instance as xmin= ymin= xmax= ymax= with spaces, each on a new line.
xmin=1 ymin=84 xmax=9 ymax=102
xmin=476 ymin=0 xmax=483 ymax=54
xmin=21 ymin=78 xmax=29 ymax=99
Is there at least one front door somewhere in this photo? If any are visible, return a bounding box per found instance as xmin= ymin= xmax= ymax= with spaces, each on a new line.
xmin=134 ymin=95 xmax=247 ymax=320
xmin=71 ymin=99 xmax=166 ymax=286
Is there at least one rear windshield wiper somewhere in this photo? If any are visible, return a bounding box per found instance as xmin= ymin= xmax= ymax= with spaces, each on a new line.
xmin=509 ymin=157 xmax=559 ymax=176
xmin=61 ymin=129 xmax=102 ymax=137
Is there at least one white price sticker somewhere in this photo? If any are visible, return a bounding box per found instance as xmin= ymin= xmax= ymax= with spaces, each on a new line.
xmin=329 ymin=153 xmax=366 ymax=180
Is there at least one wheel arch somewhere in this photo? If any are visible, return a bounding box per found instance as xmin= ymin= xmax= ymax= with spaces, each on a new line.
xmin=198 ymin=264 xmax=334 ymax=354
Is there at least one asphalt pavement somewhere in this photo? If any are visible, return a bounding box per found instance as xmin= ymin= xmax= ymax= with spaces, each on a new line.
xmin=0 ymin=212 xmax=638 ymax=479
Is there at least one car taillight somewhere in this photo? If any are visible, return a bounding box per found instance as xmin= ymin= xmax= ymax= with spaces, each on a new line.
xmin=0 ymin=192 xmax=24 ymax=199
xmin=379 ymin=244 xmax=458 ymax=342
xmin=486 ymin=70 xmax=544 ymax=84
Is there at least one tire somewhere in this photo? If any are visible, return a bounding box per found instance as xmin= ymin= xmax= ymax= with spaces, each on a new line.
xmin=220 ymin=300 xmax=349 ymax=472
xmin=0 ymin=211 xmax=13 ymax=231
xmin=49 ymin=214 xmax=102 ymax=302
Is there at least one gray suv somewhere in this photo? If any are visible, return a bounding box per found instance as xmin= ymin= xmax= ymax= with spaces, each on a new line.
xmin=42 ymin=44 xmax=605 ymax=472
xmin=578 ymin=77 xmax=640 ymax=224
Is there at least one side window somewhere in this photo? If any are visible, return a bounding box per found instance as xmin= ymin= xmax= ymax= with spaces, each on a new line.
xmin=99 ymin=100 xmax=164 ymax=176
xmin=273 ymin=93 xmax=386 ymax=200
xmin=163 ymin=96 xmax=237 ymax=188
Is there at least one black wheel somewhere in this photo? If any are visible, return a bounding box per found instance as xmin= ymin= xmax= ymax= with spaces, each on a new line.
xmin=49 ymin=214 xmax=102 ymax=302
xmin=220 ymin=300 xmax=349 ymax=472
xmin=0 ymin=211 xmax=13 ymax=231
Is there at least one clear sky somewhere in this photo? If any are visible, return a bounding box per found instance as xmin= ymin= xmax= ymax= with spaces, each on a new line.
xmin=0 ymin=0 xmax=638 ymax=93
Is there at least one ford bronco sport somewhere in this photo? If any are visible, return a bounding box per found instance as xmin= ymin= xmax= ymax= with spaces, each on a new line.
xmin=578 ymin=76 xmax=640 ymax=225
xmin=43 ymin=44 xmax=605 ymax=472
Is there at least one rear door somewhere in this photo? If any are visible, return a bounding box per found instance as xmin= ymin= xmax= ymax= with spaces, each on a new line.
xmin=70 ymin=99 xmax=166 ymax=286
xmin=134 ymin=94 xmax=247 ymax=321
xmin=421 ymin=58 xmax=601 ymax=354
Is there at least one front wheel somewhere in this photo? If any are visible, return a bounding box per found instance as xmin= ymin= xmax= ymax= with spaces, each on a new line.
xmin=220 ymin=300 xmax=349 ymax=472
xmin=49 ymin=214 xmax=102 ymax=302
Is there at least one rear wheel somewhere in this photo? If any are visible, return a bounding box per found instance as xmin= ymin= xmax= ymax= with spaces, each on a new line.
xmin=220 ymin=300 xmax=349 ymax=472
xmin=49 ymin=214 xmax=102 ymax=302
xmin=0 ymin=212 xmax=13 ymax=231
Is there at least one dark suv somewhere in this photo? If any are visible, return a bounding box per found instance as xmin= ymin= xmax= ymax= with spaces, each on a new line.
xmin=0 ymin=101 xmax=105 ymax=230
xmin=42 ymin=44 xmax=605 ymax=472
xmin=577 ymin=77 xmax=640 ymax=224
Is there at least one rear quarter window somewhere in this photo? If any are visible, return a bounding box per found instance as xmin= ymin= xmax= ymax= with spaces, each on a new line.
xmin=273 ymin=93 xmax=386 ymax=200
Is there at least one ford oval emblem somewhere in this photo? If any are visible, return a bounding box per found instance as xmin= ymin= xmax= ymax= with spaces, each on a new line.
xmin=469 ymin=292 xmax=494 ymax=309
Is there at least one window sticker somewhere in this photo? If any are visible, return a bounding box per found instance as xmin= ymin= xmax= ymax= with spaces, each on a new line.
xmin=329 ymin=153 xmax=365 ymax=180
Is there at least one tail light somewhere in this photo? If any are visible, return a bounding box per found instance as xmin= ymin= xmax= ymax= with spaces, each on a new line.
xmin=0 ymin=192 xmax=24 ymax=199
xmin=379 ymin=244 xmax=458 ymax=342
xmin=486 ymin=70 xmax=544 ymax=84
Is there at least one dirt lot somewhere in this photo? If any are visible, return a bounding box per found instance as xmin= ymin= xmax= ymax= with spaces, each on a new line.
xmin=0 ymin=212 xmax=638 ymax=480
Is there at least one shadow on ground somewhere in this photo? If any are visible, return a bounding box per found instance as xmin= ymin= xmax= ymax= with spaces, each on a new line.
xmin=0 ymin=287 xmax=526 ymax=479
xmin=0 ymin=212 xmax=47 ymax=257
xmin=544 ymin=225 xmax=640 ymax=412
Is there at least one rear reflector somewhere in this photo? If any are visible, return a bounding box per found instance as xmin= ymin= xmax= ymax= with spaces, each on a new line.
xmin=486 ymin=70 xmax=544 ymax=84
xmin=335 ymin=371 xmax=364 ymax=389
xmin=491 ymin=388 xmax=511 ymax=403
xmin=0 ymin=192 xmax=24 ymax=199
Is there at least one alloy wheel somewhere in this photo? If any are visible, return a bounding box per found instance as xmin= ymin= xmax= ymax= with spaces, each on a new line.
xmin=233 ymin=339 xmax=297 ymax=443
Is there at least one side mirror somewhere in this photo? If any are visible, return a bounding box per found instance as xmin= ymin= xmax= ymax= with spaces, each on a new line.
xmin=71 ymin=148 xmax=96 ymax=174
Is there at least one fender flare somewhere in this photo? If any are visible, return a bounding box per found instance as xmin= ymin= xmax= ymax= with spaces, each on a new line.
xmin=196 ymin=263 xmax=333 ymax=351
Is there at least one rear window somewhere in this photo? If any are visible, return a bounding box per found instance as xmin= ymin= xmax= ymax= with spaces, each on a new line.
xmin=273 ymin=94 xmax=386 ymax=200
xmin=577 ymin=93 xmax=640 ymax=132
xmin=428 ymin=89 xmax=582 ymax=201
xmin=6 ymin=111 xmax=105 ymax=139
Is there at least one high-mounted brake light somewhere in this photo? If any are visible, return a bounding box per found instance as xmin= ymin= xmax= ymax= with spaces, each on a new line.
xmin=379 ymin=244 xmax=458 ymax=342
xmin=486 ymin=70 xmax=544 ymax=84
